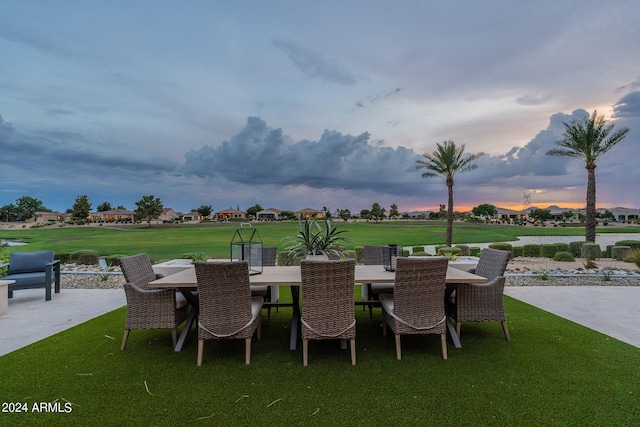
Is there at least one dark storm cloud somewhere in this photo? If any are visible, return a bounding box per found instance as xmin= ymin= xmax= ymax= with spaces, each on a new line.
xmin=182 ymin=116 xmax=421 ymax=195
xmin=0 ymin=115 xmax=177 ymax=175
xmin=613 ymin=91 xmax=640 ymax=118
xmin=271 ymin=39 xmax=360 ymax=86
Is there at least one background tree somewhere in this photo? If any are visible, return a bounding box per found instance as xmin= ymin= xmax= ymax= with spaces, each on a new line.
xmin=472 ymin=203 xmax=498 ymax=219
xmin=359 ymin=209 xmax=371 ymax=220
xmin=71 ymin=195 xmax=92 ymax=221
xmin=322 ymin=206 xmax=332 ymax=219
xmin=279 ymin=210 xmax=296 ymax=220
xmin=562 ymin=210 xmax=574 ymax=222
xmin=135 ymin=195 xmax=163 ymax=226
xmin=0 ymin=204 xmax=18 ymax=222
xmin=337 ymin=208 xmax=351 ymax=222
xmin=97 ymin=202 xmax=112 ymax=212
xmin=547 ymin=110 xmax=629 ymax=242
xmin=15 ymin=196 xmax=49 ymax=221
xmin=369 ymin=202 xmax=386 ymax=222
xmin=389 ymin=203 xmax=400 ymax=219
xmin=529 ymin=208 xmax=552 ymax=223
xmin=197 ymin=205 xmax=212 ymax=218
xmin=417 ymin=141 xmax=483 ymax=246
xmin=246 ymin=204 xmax=263 ymax=219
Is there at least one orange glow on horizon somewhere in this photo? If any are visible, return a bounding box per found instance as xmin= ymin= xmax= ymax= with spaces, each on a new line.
xmin=408 ymin=201 xmax=588 ymax=212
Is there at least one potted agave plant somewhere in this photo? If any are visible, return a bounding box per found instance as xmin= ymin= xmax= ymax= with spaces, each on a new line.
xmin=283 ymin=218 xmax=349 ymax=260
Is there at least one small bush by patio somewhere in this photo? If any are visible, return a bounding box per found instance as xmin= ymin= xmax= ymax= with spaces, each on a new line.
xmin=569 ymin=241 xmax=586 ymax=257
xmin=581 ymin=243 xmax=602 ymax=259
xmin=523 ymin=244 xmax=540 ymax=257
xmin=624 ymin=249 xmax=640 ymax=268
xmin=512 ymin=246 xmax=523 ymax=257
xmin=553 ymin=251 xmax=575 ymax=262
xmin=469 ymin=246 xmax=481 ymax=257
xmin=453 ymin=244 xmax=470 ymax=256
xmin=615 ymin=240 xmax=640 ymax=251
xmin=556 ymin=243 xmax=569 ymax=253
xmin=411 ymin=251 xmax=430 ymax=256
xmin=70 ymin=249 xmax=99 ymax=265
xmin=611 ymin=246 xmax=631 ymax=261
xmin=540 ymin=244 xmax=559 ymax=258
xmin=412 ymin=245 xmax=425 ymax=254
xmin=437 ymin=247 xmax=462 ymax=257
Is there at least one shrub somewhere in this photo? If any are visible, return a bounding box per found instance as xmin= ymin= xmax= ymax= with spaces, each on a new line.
xmin=411 ymin=251 xmax=430 ymax=256
xmin=55 ymin=252 xmax=73 ymax=264
xmin=181 ymin=253 xmax=194 ymax=259
xmin=611 ymin=246 xmax=632 ymax=261
xmin=488 ymin=243 xmax=513 ymax=258
xmin=623 ymin=249 xmax=640 ymax=268
xmin=105 ymin=254 xmax=127 ymax=267
xmin=412 ymin=246 xmax=425 ymax=254
xmin=523 ymin=244 xmax=540 ymax=257
xmin=453 ymin=244 xmax=470 ymax=256
xmin=469 ymin=247 xmax=481 ymax=257
xmin=553 ymin=251 xmax=575 ymax=262
xmin=342 ymin=250 xmax=357 ymax=260
xmin=540 ymin=244 xmax=559 ymax=258
xmin=70 ymin=250 xmax=99 ymax=265
xmin=581 ymin=243 xmax=602 ymax=260
xmin=437 ymin=247 xmax=462 ymax=256
xmin=434 ymin=245 xmax=447 ymax=254
xmin=605 ymin=245 xmax=614 ymax=258
xmin=569 ymin=241 xmax=586 ymax=257
xmin=401 ymin=249 xmax=411 ymax=257
xmin=557 ymin=243 xmax=569 ymax=253
xmin=615 ymin=240 xmax=640 ymax=251
xmin=512 ymin=246 xmax=523 ymax=258
xmin=354 ymin=247 xmax=365 ymax=264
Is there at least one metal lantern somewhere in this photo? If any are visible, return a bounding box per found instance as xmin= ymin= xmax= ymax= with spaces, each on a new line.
xmin=383 ymin=244 xmax=401 ymax=271
xmin=230 ymin=223 xmax=263 ymax=275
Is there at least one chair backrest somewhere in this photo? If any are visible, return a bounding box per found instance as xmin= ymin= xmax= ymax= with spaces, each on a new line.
xmin=301 ymin=259 xmax=356 ymax=333
xmin=393 ymin=257 xmax=448 ymax=327
xmin=262 ymin=246 xmax=277 ymax=266
xmin=474 ymin=248 xmax=510 ymax=281
xmin=8 ymin=250 xmax=54 ymax=274
xmin=364 ymin=245 xmax=384 ymax=265
xmin=119 ymin=254 xmax=157 ymax=289
xmin=195 ymin=261 xmax=252 ymax=336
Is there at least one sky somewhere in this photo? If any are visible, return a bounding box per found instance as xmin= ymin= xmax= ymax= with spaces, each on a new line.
xmin=1 ymin=0 xmax=639 ymax=215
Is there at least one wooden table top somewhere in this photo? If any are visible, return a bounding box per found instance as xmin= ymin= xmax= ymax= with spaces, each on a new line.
xmin=148 ymin=264 xmax=488 ymax=288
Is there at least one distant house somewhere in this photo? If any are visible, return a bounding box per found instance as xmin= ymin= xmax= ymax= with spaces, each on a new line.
xmin=182 ymin=211 xmax=201 ymax=222
xmin=295 ymin=208 xmax=323 ymax=219
xmin=215 ymin=208 xmax=247 ymax=220
xmin=257 ymin=208 xmax=282 ymax=220
xmin=609 ymin=207 xmax=640 ymax=221
xmin=159 ymin=208 xmax=179 ymax=222
xmin=34 ymin=212 xmax=65 ymax=222
xmin=89 ymin=209 xmax=136 ymax=223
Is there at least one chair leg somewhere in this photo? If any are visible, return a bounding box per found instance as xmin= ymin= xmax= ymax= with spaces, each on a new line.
xmin=350 ymin=338 xmax=356 ymax=365
xmin=171 ymin=328 xmax=178 ymax=348
xmin=441 ymin=333 xmax=448 ymax=360
xmin=303 ymin=339 xmax=309 ymax=366
xmin=501 ymin=321 xmax=511 ymax=341
xmin=245 ymin=338 xmax=251 ymax=365
xmin=395 ymin=334 xmax=402 ymax=360
xmin=197 ymin=339 xmax=204 ymax=366
xmin=121 ymin=329 xmax=130 ymax=350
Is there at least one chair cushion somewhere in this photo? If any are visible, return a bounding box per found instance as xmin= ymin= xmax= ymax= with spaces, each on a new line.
xmin=379 ymin=293 xmax=394 ymax=312
xmin=250 ymin=296 xmax=264 ymax=317
xmin=5 ymin=272 xmax=47 ymax=286
xmin=250 ymin=285 xmax=268 ymax=296
xmin=8 ymin=251 xmax=54 ymax=274
xmin=175 ymin=292 xmax=189 ymax=309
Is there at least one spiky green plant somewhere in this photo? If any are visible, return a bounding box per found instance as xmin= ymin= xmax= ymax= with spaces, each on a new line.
xmin=282 ymin=219 xmax=349 ymax=258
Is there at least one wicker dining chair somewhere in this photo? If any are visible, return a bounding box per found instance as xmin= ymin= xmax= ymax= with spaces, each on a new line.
xmin=250 ymin=246 xmax=279 ymax=324
xmin=300 ymin=259 xmax=356 ymax=366
xmin=361 ymin=245 xmax=395 ymax=322
xmin=119 ymin=254 xmax=189 ymax=350
xmin=380 ymin=257 xmax=449 ymax=360
xmin=450 ymin=248 xmax=511 ymax=341
xmin=195 ymin=261 xmax=263 ymax=365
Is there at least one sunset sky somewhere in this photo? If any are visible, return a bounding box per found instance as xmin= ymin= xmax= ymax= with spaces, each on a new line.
xmin=1 ymin=1 xmax=639 ymax=215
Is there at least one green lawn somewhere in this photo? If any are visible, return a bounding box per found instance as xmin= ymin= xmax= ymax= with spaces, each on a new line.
xmin=2 ymin=221 xmax=638 ymax=261
xmin=1 ymin=295 xmax=639 ymax=426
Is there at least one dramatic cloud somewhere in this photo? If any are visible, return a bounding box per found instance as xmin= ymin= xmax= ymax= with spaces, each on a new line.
xmin=613 ymin=91 xmax=640 ymax=118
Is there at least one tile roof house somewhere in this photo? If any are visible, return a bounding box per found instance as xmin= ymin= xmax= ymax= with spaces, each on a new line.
xmin=215 ymin=208 xmax=247 ymax=220
xmin=295 ymin=208 xmax=323 ymax=219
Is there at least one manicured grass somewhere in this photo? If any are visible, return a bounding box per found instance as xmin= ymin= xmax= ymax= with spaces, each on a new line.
xmin=2 ymin=222 xmax=638 ymax=261
xmin=1 ymin=295 xmax=639 ymax=425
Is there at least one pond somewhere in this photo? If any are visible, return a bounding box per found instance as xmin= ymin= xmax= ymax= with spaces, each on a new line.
xmin=0 ymin=239 xmax=27 ymax=247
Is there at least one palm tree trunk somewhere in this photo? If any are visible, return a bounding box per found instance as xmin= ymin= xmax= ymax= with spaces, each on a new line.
xmin=446 ymin=179 xmax=454 ymax=247
xmin=585 ymin=165 xmax=597 ymax=243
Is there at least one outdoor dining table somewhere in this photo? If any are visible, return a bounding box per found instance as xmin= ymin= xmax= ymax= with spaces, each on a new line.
xmin=148 ymin=264 xmax=488 ymax=352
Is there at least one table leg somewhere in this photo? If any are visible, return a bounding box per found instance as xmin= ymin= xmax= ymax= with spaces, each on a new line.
xmin=290 ymin=286 xmax=300 ymax=351
xmin=175 ymin=289 xmax=198 ymax=352
xmin=445 ymin=284 xmax=462 ymax=349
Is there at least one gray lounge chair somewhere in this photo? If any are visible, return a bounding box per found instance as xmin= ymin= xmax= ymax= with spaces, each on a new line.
xmin=1 ymin=250 xmax=60 ymax=301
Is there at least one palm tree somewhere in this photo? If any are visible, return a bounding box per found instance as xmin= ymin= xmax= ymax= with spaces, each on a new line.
xmin=416 ymin=141 xmax=484 ymax=246
xmin=547 ymin=111 xmax=629 ymax=242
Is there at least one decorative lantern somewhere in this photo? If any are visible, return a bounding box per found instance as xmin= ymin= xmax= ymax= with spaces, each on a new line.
xmin=230 ymin=223 xmax=263 ymax=275
xmin=383 ymin=244 xmax=401 ymax=271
